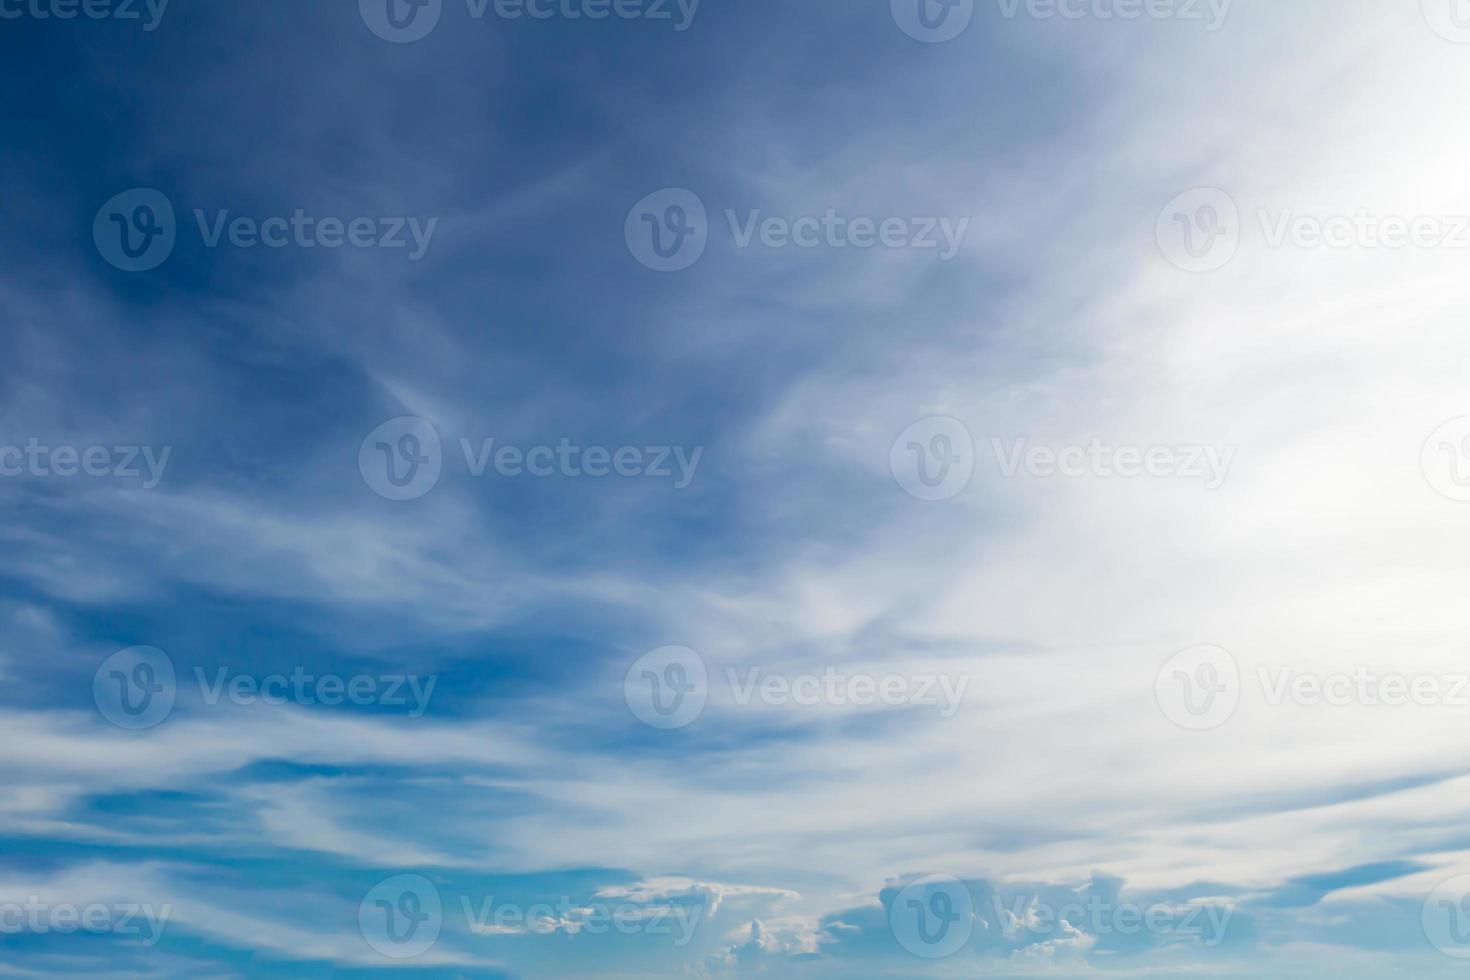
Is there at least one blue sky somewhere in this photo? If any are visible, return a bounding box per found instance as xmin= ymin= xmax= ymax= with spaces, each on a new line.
xmin=5 ymin=0 xmax=1470 ymax=976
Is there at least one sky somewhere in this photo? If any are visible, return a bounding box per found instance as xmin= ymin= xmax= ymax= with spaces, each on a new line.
xmin=4 ymin=0 xmax=1470 ymax=976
